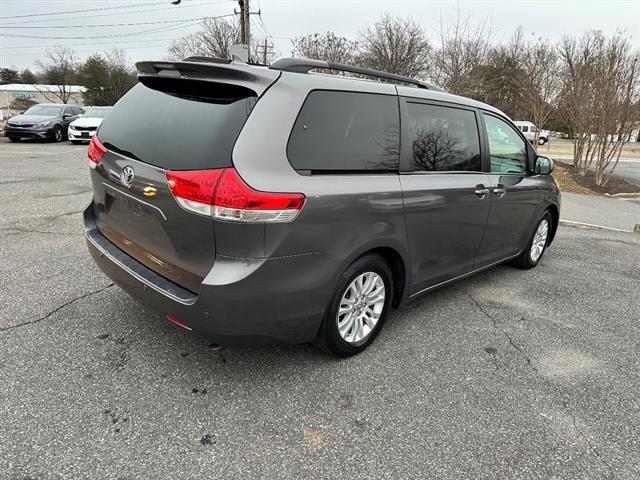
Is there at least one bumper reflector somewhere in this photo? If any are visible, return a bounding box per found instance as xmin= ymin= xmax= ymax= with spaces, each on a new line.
xmin=167 ymin=314 xmax=192 ymax=331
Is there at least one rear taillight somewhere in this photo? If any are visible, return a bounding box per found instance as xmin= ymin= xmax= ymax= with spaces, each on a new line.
xmin=166 ymin=168 xmax=305 ymax=223
xmin=88 ymin=136 xmax=106 ymax=167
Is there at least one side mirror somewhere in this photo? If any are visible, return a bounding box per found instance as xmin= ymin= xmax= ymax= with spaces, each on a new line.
xmin=62 ymin=114 xmax=71 ymax=119
xmin=535 ymin=155 xmax=554 ymax=175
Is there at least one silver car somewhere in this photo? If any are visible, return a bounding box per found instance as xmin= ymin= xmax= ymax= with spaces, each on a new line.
xmin=84 ymin=57 xmax=560 ymax=357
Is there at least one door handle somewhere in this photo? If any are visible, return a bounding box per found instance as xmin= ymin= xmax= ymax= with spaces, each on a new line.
xmin=492 ymin=184 xmax=506 ymax=198
xmin=474 ymin=184 xmax=490 ymax=199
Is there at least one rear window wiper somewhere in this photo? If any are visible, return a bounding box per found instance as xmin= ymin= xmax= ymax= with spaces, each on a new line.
xmin=102 ymin=141 xmax=141 ymax=162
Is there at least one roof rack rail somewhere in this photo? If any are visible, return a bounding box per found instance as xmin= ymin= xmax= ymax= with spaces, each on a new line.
xmin=270 ymin=57 xmax=443 ymax=91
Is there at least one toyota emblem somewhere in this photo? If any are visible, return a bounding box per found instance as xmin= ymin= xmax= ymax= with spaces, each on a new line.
xmin=120 ymin=166 xmax=135 ymax=188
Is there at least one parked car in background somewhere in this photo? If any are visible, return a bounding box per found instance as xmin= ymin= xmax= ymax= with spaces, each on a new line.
xmin=3 ymin=104 xmax=84 ymax=142
xmin=84 ymin=57 xmax=560 ymax=357
xmin=68 ymin=106 xmax=113 ymax=144
xmin=514 ymin=121 xmax=550 ymax=145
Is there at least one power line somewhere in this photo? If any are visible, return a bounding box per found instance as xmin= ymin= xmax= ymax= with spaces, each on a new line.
xmin=1 ymin=37 xmax=182 ymax=50
xmin=1 ymin=43 xmax=177 ymax=58
xmin=0 ymin=1 xmax=220 ymax=25
xmin=1 ymin=22 xmax=202 ymax=40
xmin=256 ymin=14 xmax=276 ymax=45
xmin=0 ymin=1 xmax=168 ymax=20
xmin=1 ymin=15 xmax=234 ymax=40
xmin=2 ymin=16 xmax=220 ymax=29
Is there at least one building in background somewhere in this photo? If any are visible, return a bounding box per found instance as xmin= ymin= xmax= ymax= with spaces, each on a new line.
xmin=0 ymin=84 xmax=86 ymax=120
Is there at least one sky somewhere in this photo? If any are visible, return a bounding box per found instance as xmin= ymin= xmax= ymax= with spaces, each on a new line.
xmin=1 ymin=0 xmax=640 ymax=72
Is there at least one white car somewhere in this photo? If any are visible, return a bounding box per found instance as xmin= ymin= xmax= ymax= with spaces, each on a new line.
xmin=513 ymin=121 xmax=550 ymax=145
xmin=68 ymin=106 xmax=113 ymax=144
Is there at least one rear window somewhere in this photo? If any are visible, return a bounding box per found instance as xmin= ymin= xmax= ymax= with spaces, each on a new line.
xmin=287 ymin=90 xmax=400 ymax=173
xmin=98 ymin=79 xmax=256 ymax=170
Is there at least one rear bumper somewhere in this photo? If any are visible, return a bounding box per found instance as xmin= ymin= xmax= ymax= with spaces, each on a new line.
xmin=4 ymin=126 xmax=52 ymax=139
xmin=84 ymin=202 xmax=339 ymax=344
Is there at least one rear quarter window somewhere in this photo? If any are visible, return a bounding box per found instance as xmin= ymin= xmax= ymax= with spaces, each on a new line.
xmin=98 ymin=80 xmax=256 ymax=170
xmin=287 ymin=90 xmax=400 ymax=173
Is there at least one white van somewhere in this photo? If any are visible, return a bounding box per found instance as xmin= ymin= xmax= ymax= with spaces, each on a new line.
xmin=514 ymin=121 xmax=549 ymax=145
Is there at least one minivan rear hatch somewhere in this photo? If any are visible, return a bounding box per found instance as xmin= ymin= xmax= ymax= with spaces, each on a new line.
xmin=90 ymin=62 xmax=278 ymax=292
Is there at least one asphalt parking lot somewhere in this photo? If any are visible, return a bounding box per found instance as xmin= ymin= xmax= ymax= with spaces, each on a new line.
xmin=1 ymin=139 xmax=639 ymax=479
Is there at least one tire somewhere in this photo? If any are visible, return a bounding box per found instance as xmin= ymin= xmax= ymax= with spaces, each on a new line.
xmin=51 ymin=125 xmax=63 ymax=142
xmin=314 ymin=254 xmax=393 ymax=357
xmin=511 ymin=210 xmax=553 ymax=269
xmin=538 ymin=137 xmax=547 ymax=145
xmin=8 ymin=137 xmax=20 ymax=142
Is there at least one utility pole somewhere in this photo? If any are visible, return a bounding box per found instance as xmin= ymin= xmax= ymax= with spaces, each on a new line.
xmin=256 ymin=39 xmax=274 ymax=65
xmin=237 ymin=0 xmax=252 ymax=61
xmin=238 ymin=1 xmax=246 ymax=44
xmin=263 ymin=38 xmax=268 ymax=65
xmin=244 ymin=0 xmax=251 ymax=59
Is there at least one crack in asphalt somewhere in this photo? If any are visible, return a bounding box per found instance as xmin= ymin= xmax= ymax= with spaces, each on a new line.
xmin=0 ymin=176 xmax=64 ymax=185
xmin=0 ymin=226 xmax=80 ymax=237
xmin=0 ymin=284 xmax=115 ymax=332
xmin=48 ymin=209 xmax=84 ymax=220
xmin=468 ymin=293 xmax=616 ymax=480
xmin=39 ymin=190 xmax=92 ymax=199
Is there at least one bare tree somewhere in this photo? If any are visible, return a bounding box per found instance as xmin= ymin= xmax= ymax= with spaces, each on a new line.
xmin=518 ymin=36 xmax=562 ymax=149
xmin=432 ymin=9 xmax=494 ymax=94
xmin=464 ymin=29 xmax=527 ymax=118
xmin=36 ymin=47 xmax=78 ymax=103
xmin=359 ymin=15 xmax=431 ymax=79
xmin=558 ymin=31 xmax=640 ymax=185
xmin=557 ymin=33 xmax=599 ymax=170
xmin=292 ymin=31 xmax=358 ymax=64
xmin=168 ymin=18 xmax=240 ymax=60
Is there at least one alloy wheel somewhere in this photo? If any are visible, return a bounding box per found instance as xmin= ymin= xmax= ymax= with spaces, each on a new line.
xmin=530 ymin=219 xmax=549 ymax=263
xmin=336 ymin=271 xmax=386 ymax=346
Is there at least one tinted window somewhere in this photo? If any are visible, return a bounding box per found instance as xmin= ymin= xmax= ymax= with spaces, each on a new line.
xmin=98 ymin=80 xmax=256 ymax=170
xmin=521 ymin=125 xmax=528 ymax=132
xmin=63 ymin=106 xmax=73 ymax=116
xmin=25 ymin=105 xmax=62 ymax=116
xmin=287 ymin=91 xmax=399 ymax=172
xmin=406 ymin=102 xmax=480 ymax=172
xmin=483 ymin=114 xmax=528 ymax=174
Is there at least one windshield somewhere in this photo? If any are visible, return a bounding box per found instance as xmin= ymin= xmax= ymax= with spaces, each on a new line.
xmin=24 ymin=105 xmax=63 ymax=116
xmin=83 ymin=108 xmax=112 ymax=119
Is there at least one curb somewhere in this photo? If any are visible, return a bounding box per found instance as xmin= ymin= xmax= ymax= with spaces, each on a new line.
xmin=559 ymin=219 xmax=637 ymax=234
xmin=604 ymin=192 xmax=640 ymax=199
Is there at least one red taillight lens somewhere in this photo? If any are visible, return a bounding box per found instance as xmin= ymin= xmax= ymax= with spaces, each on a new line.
xmin=215 ymin=168 xmax=305 ymax=211
xmin=166 ymin=170 xmax=224 ymax=205
xmin=88 ymin=135 xmax=107 ymax=167
xmin=166 ymin=168 xmax=305 ymax=223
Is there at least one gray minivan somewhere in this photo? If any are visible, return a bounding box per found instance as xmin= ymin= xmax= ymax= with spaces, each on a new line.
xmin=84 ymin=57 xmax=560 ymax=357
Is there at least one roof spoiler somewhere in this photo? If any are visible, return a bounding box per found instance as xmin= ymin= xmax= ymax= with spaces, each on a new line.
xmin=135 ymin=57 xmax=280 ymax=96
